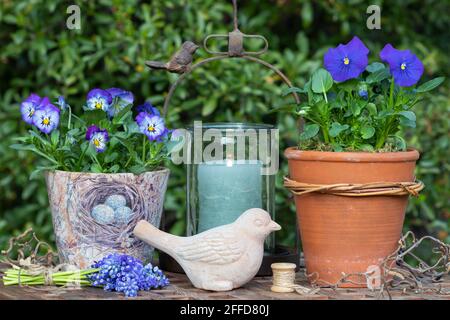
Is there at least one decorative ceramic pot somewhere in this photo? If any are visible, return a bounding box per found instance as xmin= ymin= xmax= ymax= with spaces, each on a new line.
xmin=45 ymin=169 xmax=170 ymax=268
xmin=285 ymin=148 xmax=420 ymax=287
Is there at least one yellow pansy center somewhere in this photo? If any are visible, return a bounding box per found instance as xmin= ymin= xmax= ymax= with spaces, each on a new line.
xmin=343 ymin=57 xmax=350 ymax=65
xmin=148 ymin=125 xmax=155 ymax=132
xmin=401 ymin=63 xmax=407 ymax=70
xmin=42 ymin=118 xmax=50 ymax=126
xmin=93 ymin=138 xmax=100 ymax=147
xmin=95 ymin=101 xmax=103 ymax=109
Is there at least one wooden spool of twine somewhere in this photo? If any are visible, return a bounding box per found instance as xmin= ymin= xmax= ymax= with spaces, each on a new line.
xmin=271 ymin=263 xmax=320 ymax=295
xmin=284 ymin=177 xmax=424 ymax=197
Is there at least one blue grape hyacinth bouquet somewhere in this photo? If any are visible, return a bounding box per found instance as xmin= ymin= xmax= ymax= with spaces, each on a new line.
xmin=2 ymin=253 xmax=169 ymax=298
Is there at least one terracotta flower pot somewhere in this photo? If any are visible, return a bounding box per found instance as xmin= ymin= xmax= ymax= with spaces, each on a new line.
xmin=45 ymin=169 xmax=170 ymax=268
xmin=285 ymin=147 xmax=420 ymax=287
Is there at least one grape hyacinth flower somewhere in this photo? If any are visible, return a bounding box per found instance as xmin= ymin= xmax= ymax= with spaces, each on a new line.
xmin=20 ymin=93 xmax=43 ymax=125
xmin=136 ymin=101 xmax=160 ymax=116
xmin=32 ymin=102 xmax=60 ymax=134
xmin=380 ymin=44 xmax=424 ymax=87
xmin=88 ymin=253 xmax=169 ymax=298
xmin=85 ymin=89 xmax=112 ymax=112
xmin=86 ymin=125 xmax=109 ymax=153
xmin=106 ymin=88 xmax=134 ymax=118
xmin=324 ymin=36 xmax=370 ymax=82
xmin=136 ymin=112 xmax=168 ymax=141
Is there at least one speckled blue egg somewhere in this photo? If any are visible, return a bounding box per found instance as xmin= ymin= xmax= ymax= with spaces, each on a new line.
xmin=91 ymin=204 xmax=115 ymax=225
xmin=114 ymin=206 xmax=133 ymax=225
xmin=105 ymin=194 xmax=127 ymax=210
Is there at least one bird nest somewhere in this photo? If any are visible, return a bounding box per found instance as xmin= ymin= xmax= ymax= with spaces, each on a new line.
xmin=73 ymin=176 xmax=150 ymax=251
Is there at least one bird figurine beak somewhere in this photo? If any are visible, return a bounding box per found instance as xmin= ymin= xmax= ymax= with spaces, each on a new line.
xmin=269 ymin=221 xmax=282 ymax=231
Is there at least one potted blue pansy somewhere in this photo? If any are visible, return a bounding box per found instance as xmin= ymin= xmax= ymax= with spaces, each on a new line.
xmin=281 ymin=37 xmax=445 ymax=287
xmin=13 ymin=88 xmax=181 ymax=268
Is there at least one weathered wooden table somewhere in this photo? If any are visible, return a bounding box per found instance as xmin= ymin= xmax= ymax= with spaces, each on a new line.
xmin=1 ymin=265 xmax=449 ymax=300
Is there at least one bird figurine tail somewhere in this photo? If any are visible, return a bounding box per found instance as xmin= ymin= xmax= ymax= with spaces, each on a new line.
xmin=133 ymin=220 xmax=180 ymax=256
xmin=145 ymin=61 xmax=167 ymax=70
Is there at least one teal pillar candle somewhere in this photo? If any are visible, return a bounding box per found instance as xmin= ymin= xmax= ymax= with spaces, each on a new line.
xmin=197 ymin=160 xmax=262 ymax=232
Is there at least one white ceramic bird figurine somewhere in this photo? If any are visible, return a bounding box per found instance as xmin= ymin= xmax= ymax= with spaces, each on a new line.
xmin=133 ymin=208 xmax=281 ymax=291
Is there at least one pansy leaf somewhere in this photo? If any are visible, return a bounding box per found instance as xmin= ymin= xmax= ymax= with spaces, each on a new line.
xmin=398 ymin=110 xmax=416 ymax=122
xmin=282 ymin=87 xmax=306 ymax=96
xmin=366 ymin=68 xmax=390 ymax=84
xmin=299 ymin=123 xmax=320 ymax=140
xmin=329 ymin=122 xmax=349 ymax=137
xmin=336 ymin=79 xmax=358 ymax=93
xmin=311 ymin=69 xmax=333 ymax=94
xmin=360 ymin=144 xmax=375 ymax=152
xmin=361 ymin=126 xmax=375 ymax=139
xmin=366 ymin=62 xmax=386 ymax=73
xmin=365 ymin=103 xmax=377 ymax=116
xmin=50 ymin=130 xmax=60 ymax=146
xmin=399 ymin=118 xmax=416 ymax=128
xmin=415 ymin=77 xmax=445 ymax=93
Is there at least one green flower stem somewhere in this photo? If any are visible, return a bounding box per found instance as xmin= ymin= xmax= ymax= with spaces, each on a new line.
xmin=77 ymin=144 xmax=90 ymax=171
xmin=3 ymin=268 xmax=98 ymax=286
xmin=68 ymin=106 xmax=72 ymax=130
xmin=142 ymin=135 xmax=147 ymax=162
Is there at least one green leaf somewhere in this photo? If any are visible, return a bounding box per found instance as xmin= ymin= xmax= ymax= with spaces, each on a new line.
xmin=365 ymin=103 xmax=377 ymax=116
xmin=366 ymin=62 xmax=386 ymax=73
xmin=91 ymin=164 xmax=103 ymax=173
xmin=50 ymin=130 xmax=60 ymax=146
xmin=351 ymin=103 xmax=361 ymax=116
xmin=415 ymin=77 xmax=445 ymax=93
xmin=311 ymin=68 xmax=333 ymax=94
xmin=399 ymin=118 xmax=416 ymax=128
xmin=366 ymin=68 xmax=390 ymax=84
xmin=398 ymin=110 xmax=416 ymax=122
xmin=329 ymin=122 xmax=349 ymax=137
xmin=361 ymin=126 xmax=375 ymax=139
xmin=282 ymin=87 xmax=306 ymax=96
xmin=299 ymin=124 xmax=320 ymax=140
xmin=360 ymin=144 xmax=375 ymax=152
xmin=202 ymin=99 xmax=217 ymax=117
xmin=336 ymin=79 xmax=358 ymax=92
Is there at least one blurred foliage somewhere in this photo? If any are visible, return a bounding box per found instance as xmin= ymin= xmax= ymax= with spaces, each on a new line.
xmin=0 ymin=0 xmax=449 ymax=251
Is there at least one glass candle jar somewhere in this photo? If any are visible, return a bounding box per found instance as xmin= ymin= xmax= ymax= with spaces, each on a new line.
xmin=186 ymin=122 xmax=278 ymax=253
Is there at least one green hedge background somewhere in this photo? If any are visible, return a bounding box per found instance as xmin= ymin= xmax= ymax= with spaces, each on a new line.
xmin=0 ymin=0 xmax=449 ymax=254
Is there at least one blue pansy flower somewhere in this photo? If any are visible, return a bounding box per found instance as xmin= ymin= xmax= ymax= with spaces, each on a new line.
xmin=85 ymin=89 xmax=112 ymax=112
xmin=55 ymin=96 xmax=69 ymax=111
xmin=380 ymin=44 xmax=424 ymax=87
xmin=20 ymin=93 xmax=43 ymax=125
xmin=106 ymin=88 xmax=134 ymax=118
xmin=136 ymin=101 xmax=160 ymax=116
xmin=135 ymin=112 xmax=168 ymax=141
xmin=324 ymin=36 xmax=370 ymax=82
xmin=86 ymin=125 xmax=109 ymax=153
xmin=32 ymin=101 xmax=60 ymax=134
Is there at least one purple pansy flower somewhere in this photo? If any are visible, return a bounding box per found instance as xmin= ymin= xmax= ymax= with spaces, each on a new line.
xmin=86 ymin=125 xmax=109 ymax=153
xmin=324 ymin=36 xmax=370 ymax=82
xmin=380 ymin=44 xmax=424 ymax=87
xmin=86 ymin=89 xmax=112 ymax=112
xmin=32 ymin=102 xmax=60 ymax=134
xmin=136 ymin=101 xmax=160 ymax=116
xmin=135 ymin=112 xmax=168 ymax=141
xmin=20 ymin=93 xmax=43 ymax=125
xmin=106 ymin=88 xmax=134 ymax=118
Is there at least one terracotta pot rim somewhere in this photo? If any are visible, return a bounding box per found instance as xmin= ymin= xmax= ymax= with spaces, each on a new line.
xmin=284 ymin=147 xmax=420 ymax=163
xmin=46 ymin=167 xmax=170 ymax=177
